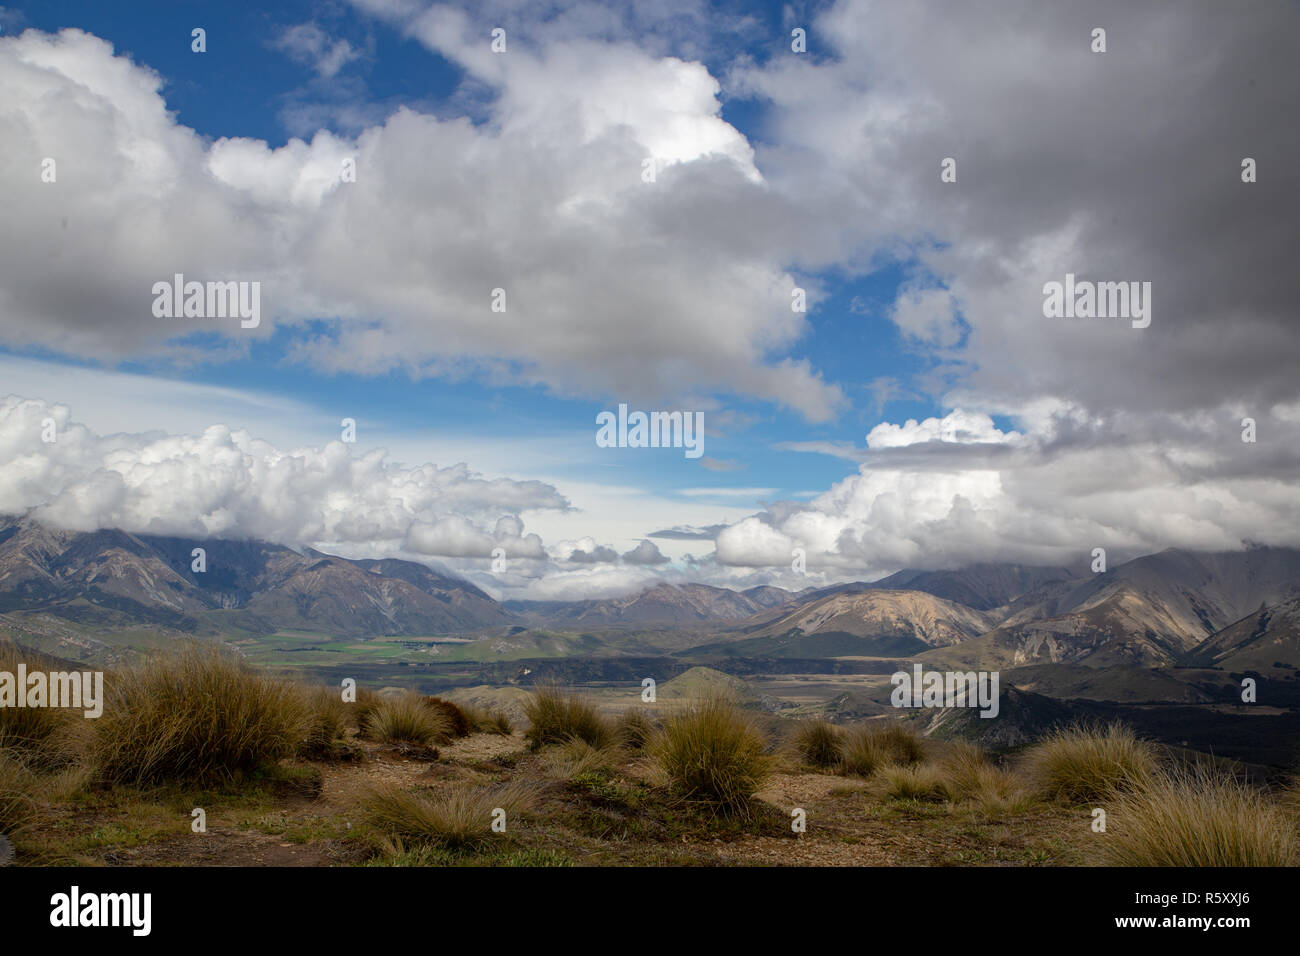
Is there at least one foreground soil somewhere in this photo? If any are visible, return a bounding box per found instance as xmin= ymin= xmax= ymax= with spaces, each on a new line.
xmin=13 ymin=730 xmax=1094 ymax=867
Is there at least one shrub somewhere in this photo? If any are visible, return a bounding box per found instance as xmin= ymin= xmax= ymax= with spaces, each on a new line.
xmin=1024 ymin=722 xmax=1157 ymax=802
xmin=652 ymin=696 xmax=771 ymax=816
xmin=422 ymin=697 xmax=471 ymax=737
xmin=361 ymin=693 xmax=452 ymax=746
xmin=794 ymin=719 xmax=843 ymax=770
xmin=361 ymin=782 xmax=537 ymax=850
xmin=1097 ymin=765 xmax=1298 ymax=866
xmin=90 ymin=643 xmax=311 ymax=786
xmin=523 ymin=687 xmax=612 ymax=751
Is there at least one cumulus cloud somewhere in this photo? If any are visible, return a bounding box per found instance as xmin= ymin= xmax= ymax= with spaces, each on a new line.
xmin=0 ymin=25 xmax=840 ymax=419
xmin=865 ymin=409 xmax=1019 ymax=450
xmin=3 ymin=2 xmax=1297 ymax=590
xmin=0 ymin=395 xmax=567 ymax=557
xmin=736 ymin=0 xmax=1300 ymax=419
xmin=696 ymin=0 xmax=1300 ymax=577
xmin=714 ymin=403 xmax=1300 ymax=576
xmin=553 ymin=537 xmax=619 ymax=563
xmin=622 ymin=538 xmax=669 ymax=564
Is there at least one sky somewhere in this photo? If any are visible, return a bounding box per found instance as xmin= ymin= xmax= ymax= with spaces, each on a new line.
xmin=0 ymin=0 xmax=1297 ymax=601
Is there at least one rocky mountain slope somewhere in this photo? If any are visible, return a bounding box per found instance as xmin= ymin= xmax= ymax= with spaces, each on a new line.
xmin=691 ymin=589 xmax=996 ymax=658
xmin=0 ymin=516 xmax=510 ymax=636
xmin=505 ymin=582 xmax=792 ymax=626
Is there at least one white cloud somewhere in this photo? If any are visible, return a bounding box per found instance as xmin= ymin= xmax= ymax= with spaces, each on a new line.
xmin=0 ymin=394 xmax=567 ymax=556
xmin=0 ymin=26 xmax=841 ymax=419
xmin=712 ymin=407 xmax=1300 ymax=575
xmin=273 ymin=23 xmax=363 ymax=79
xmin=865 ymin=409 xmax=1019 ymax=449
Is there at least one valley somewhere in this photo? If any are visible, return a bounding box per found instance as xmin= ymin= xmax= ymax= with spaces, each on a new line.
xmin=2 ymin=514 xmax=1299 ymax=772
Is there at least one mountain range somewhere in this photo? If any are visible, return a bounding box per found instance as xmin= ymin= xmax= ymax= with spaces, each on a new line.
xmin=2 ymin=514 xmax=1298 ymax=673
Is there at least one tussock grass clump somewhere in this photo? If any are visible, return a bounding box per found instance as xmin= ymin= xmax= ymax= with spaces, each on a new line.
xmin=1024 ymin=722 xmax=1157 ymax=802
xmin=460 ymin=702 xmax=514 ymax=736
xmin=794 ymin=719 xmax=843 ymax=770
xmin=1280 ymin=776 xmax=1300 ymax=821
xmin=0 ymin=642 xmax=77 ymax=767
xmin=934 ymin=743 xmax=1030 ymax=809
xmin=873 ymin=763 xmax=949 ymax=802
xmin=351 ymin=687 xmax=382 ymax=731
xmin=841 ymin=722 xmax=925 ymax=776
xmin=542 ymin=738 xmax=618 ymax=781
xmin=299 ymin=685 xmax=351 ymax=757
xmin=614 ymin=708 xmax=656 ymax=750
xmin=362 ymin=782 xmax=537 ymax=850
xmin=523 ymin=687 xmax=612 ymax=751
xmin=0 ymin=751 xmax=38 ymax=834
xmin=422 ymin=697 xmax=471 ymax=738
xmin=863 ymin=743 xmax=1032 ymax=809
xmin=652 ymin=696 xmax=771 ymax=816
xmin=1098 ymin=765 xmax=1298 ymax=866
xmin=91 ymin=644 xmax=310 ymax=786
xmin=361 ymin=693 xmax=452 ymax=746
xmin=485 ymin=711 xmax=514 ymax=736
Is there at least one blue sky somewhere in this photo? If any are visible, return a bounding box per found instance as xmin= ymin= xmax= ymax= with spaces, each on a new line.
xmin=1 ymin=0 xmax=1295 ymax=598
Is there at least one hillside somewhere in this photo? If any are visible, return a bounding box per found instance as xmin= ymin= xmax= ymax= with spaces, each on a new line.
xmin=0 ymin=515 xmax=511 ymax=638
xmin=692 ymin=589 xmax=995 ymax=658
xmin=1183 ymin=596 xmax=1300 ymax=671
xmin=505 ymin=582 xmax=793 ymax=626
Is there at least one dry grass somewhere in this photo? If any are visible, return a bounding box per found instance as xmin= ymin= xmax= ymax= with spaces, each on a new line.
xmin=541 ymin=738 xmax=619 ymax=781
xmin=523 ymin=686 xmax=613 ymax=751
xmin=90 ymin=643 xmax=311 ymax=786
xmin=351 ymin=687 xmax=382 ymax=731
xmin=652 ymin=696 xmax=771 ymax=816
xmin=0 ymin=641 xmax=78 ymax=767
xmin=1023 ymin=722 xmax=1157 ymax=802
xmin=299 ymin=685 xmax=351 ymax=757
xmin=460 ymin=702 xmax=514 ymax=736
xmin=794 ymin=719 xmax=844 ymax=770
xmin=841 ymin=722 xmax=925 ymax=776
xmin=864 ymin=743 xmax=1035 ymax=810
xmin=360 ymin=693 xmax=452 ymax=746
xmin=614 ymin=708 xmax=657 ymax=750
xmin=361 ymin=782 xmax=538 ymax=850
xmin=1097 ymin=764 xmax=1298 ymax=866
xmin=872 ymin=763 xmax=950 ymax=801
xmin=0 ymin=751 xmax=38 ymax=834
xmin=934 ymin=743 xmax=1033 ymax=810
xmin=423 ymin=697 xmax=471 ymax=737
